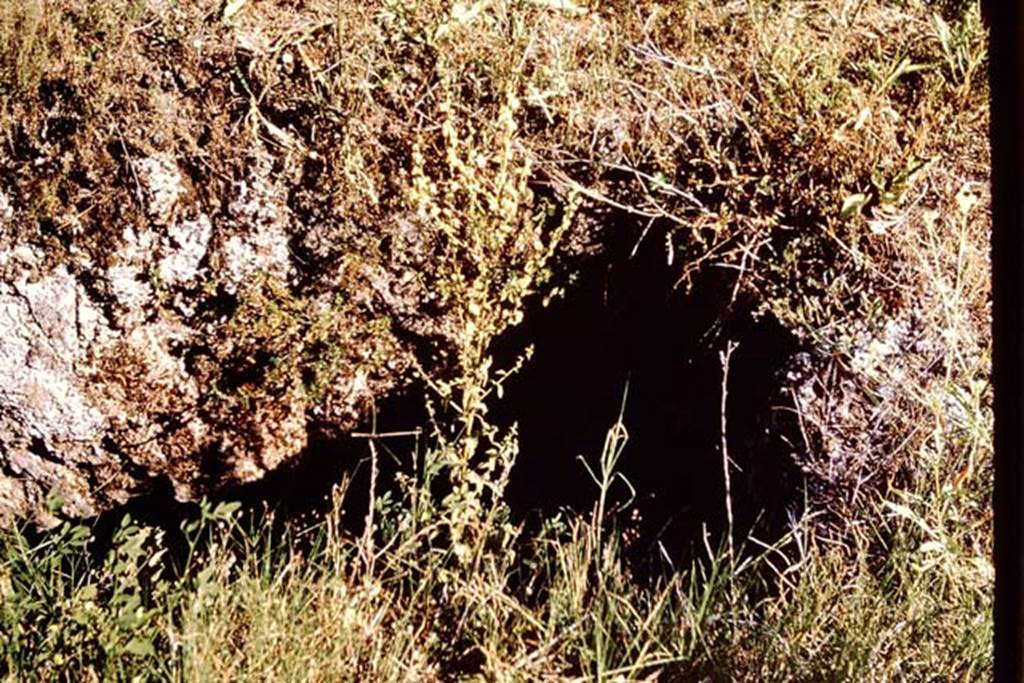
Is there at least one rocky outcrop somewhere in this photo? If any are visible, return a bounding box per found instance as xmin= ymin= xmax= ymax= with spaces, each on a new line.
xmin=0 ymin=3 xmax=554 ymax=526
xmin=0 ymin=138 xmax=426 ymax=526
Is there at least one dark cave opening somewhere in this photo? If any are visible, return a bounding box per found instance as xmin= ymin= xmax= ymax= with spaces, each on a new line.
xmin=493 ymin=227 xmax=808 ymax=564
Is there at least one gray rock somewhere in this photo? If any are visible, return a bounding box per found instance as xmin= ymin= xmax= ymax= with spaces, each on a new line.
xmin=0 ymin=145 xmax=425 ymax=527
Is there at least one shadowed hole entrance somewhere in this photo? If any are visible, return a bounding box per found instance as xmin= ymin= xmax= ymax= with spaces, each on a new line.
xmin=493 ymin=226 xmax=808 ymax=566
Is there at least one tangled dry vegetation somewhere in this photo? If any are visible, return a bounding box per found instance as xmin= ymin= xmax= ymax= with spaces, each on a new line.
xmin=0 ymin=0 xmax=991 ymax=679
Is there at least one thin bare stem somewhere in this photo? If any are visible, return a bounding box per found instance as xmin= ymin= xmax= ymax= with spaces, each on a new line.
xmin=359 ymin=405 xmax=379 ymax=577
xmin=719 ymin=340 xmax=739 ymax=564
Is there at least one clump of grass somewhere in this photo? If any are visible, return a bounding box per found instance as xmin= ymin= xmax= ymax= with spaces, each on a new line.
xmin=0 ymin=1 xmax=146 ymax=112
xmin=0 ymin=1 xmax=50 ymax=98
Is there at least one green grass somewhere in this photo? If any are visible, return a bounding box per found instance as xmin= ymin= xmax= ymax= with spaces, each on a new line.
xmin=0 ymin=388 xmax=992 ymax=680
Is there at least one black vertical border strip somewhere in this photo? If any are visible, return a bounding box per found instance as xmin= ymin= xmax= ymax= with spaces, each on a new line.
xmin=984 ymin=0 xmax=1023 ymax=679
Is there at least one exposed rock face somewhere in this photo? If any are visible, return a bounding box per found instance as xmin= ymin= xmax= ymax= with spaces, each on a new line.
xmin=0 ymin=142 xmax=423 ymax=526
xmin=0 ymin=260 xmax=114 ymax=522
xmin=0 ymin=5 xmax=501 ymax=527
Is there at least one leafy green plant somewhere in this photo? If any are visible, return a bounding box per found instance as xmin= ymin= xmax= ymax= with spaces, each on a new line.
xmin=407 ymin=81 xmax=579 ymax=564
xmin=1 ymin=518 xmax=164 ymax=679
